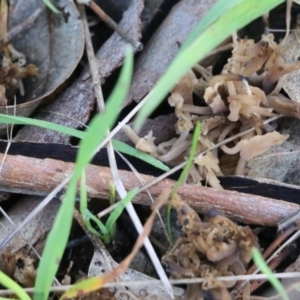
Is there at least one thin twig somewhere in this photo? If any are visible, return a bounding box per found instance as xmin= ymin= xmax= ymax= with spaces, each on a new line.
xmin=88 ymin=1 xmax=142 ymax=50
xmin=1 ymin=272 xmax=300 ymax=295
xmin=0 ymin=174 xmax=72 ymax=250
xmin=203 ymin=43 xmax=233 ymax=58
xmin=8 ymin=7 xmax=43 ymax=41
xmin=250 ymin=247 xmax=291 ymax=293
xmin=0 ymin=152 xmax=297 ymax=226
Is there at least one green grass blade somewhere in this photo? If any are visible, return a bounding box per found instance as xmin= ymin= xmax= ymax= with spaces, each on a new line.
xmin=0 ymin=116 xmax=169 ymax=171
xmin=252 ymin=247 xmax=289 ymax=300
xmin=75 ymin=47 xmax=133 ymax=170
xmin=134 ymin=0 xmax=284 ymax=130
xmin=80 ymin=171 xmax=107 ymax=237
xmin=112 ymin=140 xmax=170 ymax=171
xmin=0 ymin=270 xmax=31 ymax=300
xmin=105 ymin=187 xmax=138 ymax=232
xmin=0 ymin=114 xmax=84 ymax=139
xmin=167 ymin=122 xmax=201 ymax=241
xmin=172 ymin=122 xmax=201 ymax=196
xmin=33 ymin=47 xmax=133 ymax=300
xmin=33 ymin=176 xmax=77 ymax=300
xmin=179 ymin=0 xmax=243 ymax=53
xmin=43 ymin=0 xmax=59 ymax=13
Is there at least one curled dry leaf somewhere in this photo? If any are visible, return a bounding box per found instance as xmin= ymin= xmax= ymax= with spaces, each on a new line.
xmin=0 ymin=0 xmax=84 ymax=134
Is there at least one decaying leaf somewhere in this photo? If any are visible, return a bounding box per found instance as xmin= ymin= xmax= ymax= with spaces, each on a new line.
xmin=0 ymin=0 xmax=84 ymax=134
xmin=245 ymin=117 xmax=300 ymax=185
xmin=15 ymin=0 xmax=143 ymax=144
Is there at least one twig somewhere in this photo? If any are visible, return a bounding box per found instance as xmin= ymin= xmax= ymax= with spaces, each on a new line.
xmin=250 ymin=247 xmax=292 ymax=293
xmin=0 ymin=174 xmax=72 ymax=250
xmin=278 ymin=210 xmax=300 ymax=232
xmin=8 ymin=7 xmax=43 ymax=41
xmin=203 ymin=43 xmax=233 ymax=58
xmin=86 ymin=1 xmax=142 ymax=50
xmin=0 ymin=153 xmax=298 ymax=227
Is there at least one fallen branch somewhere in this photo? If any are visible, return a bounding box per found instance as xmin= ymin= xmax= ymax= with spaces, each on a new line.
xmin=0 ymin=153 xmax=298 ymax=226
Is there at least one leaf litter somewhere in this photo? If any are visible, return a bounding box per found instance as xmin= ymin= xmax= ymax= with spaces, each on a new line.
xmin=2 ymin=1 xmax=300 ymax=300
xmin=0 ymin=0 xmax=85 ymax=135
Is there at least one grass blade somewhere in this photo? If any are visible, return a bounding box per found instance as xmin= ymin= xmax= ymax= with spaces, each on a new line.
xmin=42 ymin=0 xmax=59 ymax=13
xmin=112 ymin=140 xmax=170 ymax=171
xmin=0 ymin=115 xmax=169 ymax=171
xmin=167 ymin=121 xmax=201 ymax=241
xmin=178 ymin=0 xmax=243 ymax=53
xmin=252 ymin=247 xmax=289 ymax=300
xmin=0 ymin=270 xmax=31 ymax=300
xmin=0 ymin=114 xmax=84 ymax=139
xmin=105 ymin=187 xmax=138 ymax=232
xmin=33 ymin=47 xmax=133 ymax=300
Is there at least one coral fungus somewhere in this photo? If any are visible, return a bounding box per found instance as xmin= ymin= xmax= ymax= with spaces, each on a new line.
xmin=161 ymin=193 xmax=258 ymax=300
xmin=123 ymin=34 xmax=299 ymax=188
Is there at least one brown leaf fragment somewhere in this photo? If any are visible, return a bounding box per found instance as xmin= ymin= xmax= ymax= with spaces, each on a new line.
xmin=125 ymin=0 xmax=217 ymax=106
xmin=245 ymin=117 xmax=300 ymax=185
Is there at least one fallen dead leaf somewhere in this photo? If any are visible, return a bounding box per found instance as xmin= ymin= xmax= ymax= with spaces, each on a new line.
xmin=0 ymin=0 xmax=84 ymax=134
xmin=15 ymin=0 xmax=144 ymax=144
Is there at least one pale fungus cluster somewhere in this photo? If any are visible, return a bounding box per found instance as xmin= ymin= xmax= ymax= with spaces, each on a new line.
xmin=123 ymin=34 xmax=300 ymax=188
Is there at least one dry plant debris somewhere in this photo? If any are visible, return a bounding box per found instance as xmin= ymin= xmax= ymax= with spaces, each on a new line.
xmin=123 ymin=34 xmax=300 ymax=188
xmin=161 ymin=192 xmax=258 ymax=300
